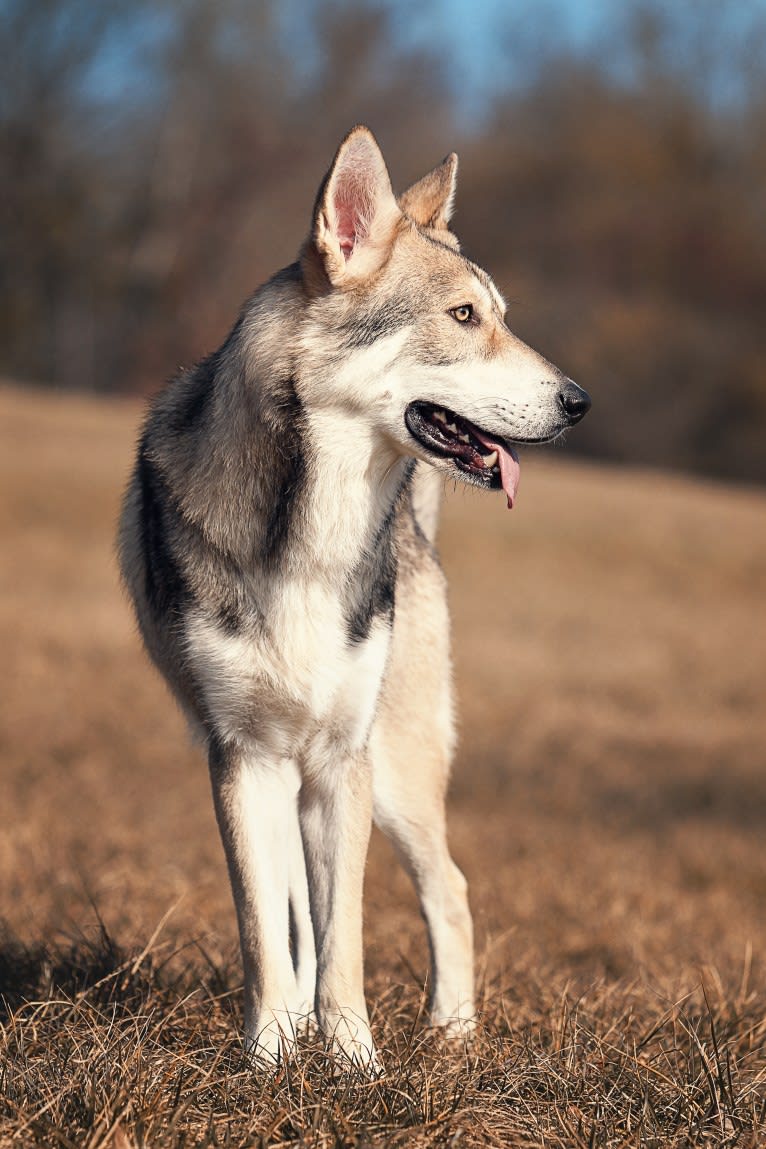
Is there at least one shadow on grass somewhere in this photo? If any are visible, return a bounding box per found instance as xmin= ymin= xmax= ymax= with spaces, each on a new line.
xmin=0 ymin=923 xmax=122 ymax=1020
xmin=0 ymin=921 xmax=239 ymax=1022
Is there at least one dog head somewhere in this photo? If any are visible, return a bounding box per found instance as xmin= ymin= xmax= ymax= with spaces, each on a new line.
xmin=300 ymin=126 xmax=590 ymax=508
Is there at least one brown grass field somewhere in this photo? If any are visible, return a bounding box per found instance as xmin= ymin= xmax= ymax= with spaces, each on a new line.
xmin=1 ymin=382 xmax=766 ymax=1147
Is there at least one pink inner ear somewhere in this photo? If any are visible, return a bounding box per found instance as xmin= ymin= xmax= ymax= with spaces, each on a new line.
xmin=335 ymin=196 xmax=358 ymax=261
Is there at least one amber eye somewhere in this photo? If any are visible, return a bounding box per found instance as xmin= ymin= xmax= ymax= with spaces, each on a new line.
xmin=449 ymin=304 xmax=475 ymax=324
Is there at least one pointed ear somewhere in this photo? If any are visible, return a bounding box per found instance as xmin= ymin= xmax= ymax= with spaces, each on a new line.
xmin=399 ymin=152 xmax=458 ymax=232
xmin=310 ymin=126 xmax=401 ymax=287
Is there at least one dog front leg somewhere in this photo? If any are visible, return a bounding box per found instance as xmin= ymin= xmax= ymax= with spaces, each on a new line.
xmin=208 ymin=738 xmax=307 ymax=1065
xmin=287 ymin=789 xmax=317 ymax=1017
xmin=299 ymin=752 xmax=378 ymax=1069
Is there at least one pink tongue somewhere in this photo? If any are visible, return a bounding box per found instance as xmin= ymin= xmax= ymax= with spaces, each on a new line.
xmin=473 ymin=429 xmax=521 ymax=510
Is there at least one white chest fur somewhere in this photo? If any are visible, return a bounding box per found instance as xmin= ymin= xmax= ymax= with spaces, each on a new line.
xmin=185 ymin=579 xmax=392 ymax=763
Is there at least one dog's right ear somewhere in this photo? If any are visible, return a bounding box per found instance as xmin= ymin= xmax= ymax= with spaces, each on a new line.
xmin=307 ymin=126 xmax=401 ymax=288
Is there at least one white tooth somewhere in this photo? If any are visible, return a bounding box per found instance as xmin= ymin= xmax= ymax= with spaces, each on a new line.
xmin=482 ymin=450 xmax=498 ymax=468
xmin=446 ymin=422 xmax=458 ymax=433
xmin=459 ymin=433 xmax=471 ymax=444
xmin=433 ymin=410 xmax=447 ymax=423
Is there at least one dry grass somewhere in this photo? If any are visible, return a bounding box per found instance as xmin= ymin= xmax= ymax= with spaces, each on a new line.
xmin=2 ymin=383 xmax=766 ymax=1146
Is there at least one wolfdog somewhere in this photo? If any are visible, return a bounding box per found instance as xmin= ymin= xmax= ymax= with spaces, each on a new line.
xmin=118 ymin=125 xmax=590 ymax=1069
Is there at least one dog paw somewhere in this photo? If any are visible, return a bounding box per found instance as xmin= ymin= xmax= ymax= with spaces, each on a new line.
xmin=244 ymin=1026 xmax=291 ymax=1070
xmin=244 ymin=1005 xmax=315 ymax=1068
xmin=323 ymin=1013 xmax=383 ymax=1076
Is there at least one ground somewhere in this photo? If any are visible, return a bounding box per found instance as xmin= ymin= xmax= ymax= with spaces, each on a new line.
xmin=1 ymin=383 xmax=765 ymax=1147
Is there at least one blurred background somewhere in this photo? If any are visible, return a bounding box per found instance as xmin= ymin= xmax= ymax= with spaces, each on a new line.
xmin=3 ymin=0 xmax=766 ymax=483
xmin=3 ymin=7 xmax=766 ymax=1140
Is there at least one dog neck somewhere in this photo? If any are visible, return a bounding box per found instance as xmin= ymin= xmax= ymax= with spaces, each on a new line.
xmin=295 ymin=403 xmax=411 ymax=578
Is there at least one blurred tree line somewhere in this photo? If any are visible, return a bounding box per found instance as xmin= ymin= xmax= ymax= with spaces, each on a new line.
xmin=2 ymin=0 xmax=765 ymax=483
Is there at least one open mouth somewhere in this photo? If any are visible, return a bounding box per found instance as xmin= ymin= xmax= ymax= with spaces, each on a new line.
xmin=404 ymin=401 xmax=521 ymax=509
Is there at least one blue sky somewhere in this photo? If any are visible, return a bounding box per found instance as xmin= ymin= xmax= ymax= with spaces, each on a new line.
xmin=79 ymin=0 xmax=765 ymax=123
xmin=276 ymin=0 xmax=624 ymax=120
xmin=383 ymin=0 xmax=765 ymax=117
xmin=84 ymin=0 xmax=615 ymax=116
xmin=274 ymin=0 xmax=766 ymax=121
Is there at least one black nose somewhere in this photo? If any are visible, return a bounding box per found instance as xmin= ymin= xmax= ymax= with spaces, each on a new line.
xmin=559 ymin=381 xmax=591 ymax=425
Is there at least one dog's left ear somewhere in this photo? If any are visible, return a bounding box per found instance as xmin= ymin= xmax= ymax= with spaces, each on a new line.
xmin=309 ymin=126 xmax=401 ymax=287
xmin=399 ymin=153 xmax=458 ymax=232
